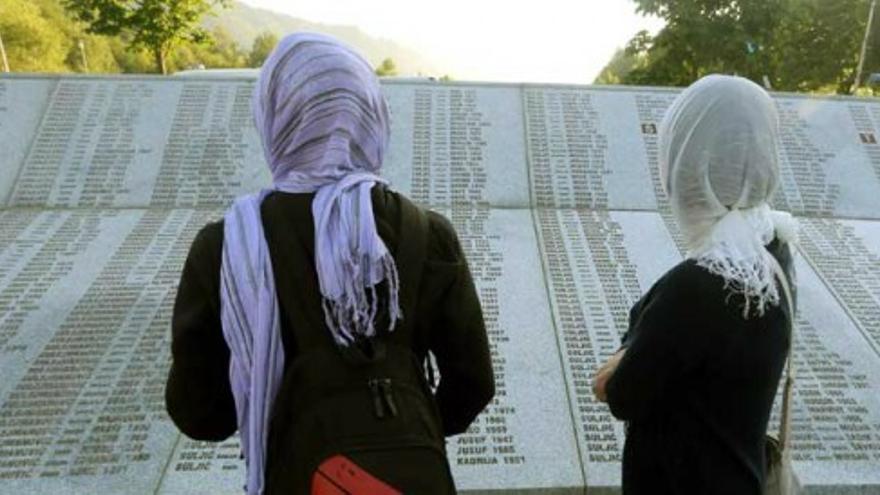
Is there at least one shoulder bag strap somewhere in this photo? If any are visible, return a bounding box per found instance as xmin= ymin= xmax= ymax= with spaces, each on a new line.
xmin=768 ymin=255 xmax=795 ymax=452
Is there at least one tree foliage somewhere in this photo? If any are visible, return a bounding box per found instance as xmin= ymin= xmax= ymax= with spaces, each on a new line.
xmin=0 ymin=0 xmax=285 ymax=75
xmin=248 ymin=31 xmax=278 ymax=67
xmin=600 ymin=0 xmax=876 ymax=94
xmin=172 ymin=26 xmax=245 ymax=70
xmin=0 ymin=0 xmax=69 ymax=72
xmin=375 ymin=58 xmax=398 ymax=77
xmin=595 ymin=47 xmax=645 ymax=85
xmin=64 ymin=0 xmax=229 ymax=74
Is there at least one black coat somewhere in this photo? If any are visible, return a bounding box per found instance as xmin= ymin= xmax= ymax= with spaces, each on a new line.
xmin=165 ymin=187 xmax=494 ymax=492
xmin=606 ymin=240 xmax=794 ymax=495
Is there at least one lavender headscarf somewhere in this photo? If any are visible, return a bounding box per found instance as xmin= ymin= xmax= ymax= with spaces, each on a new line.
xmin=219 ymin=32 xmax=400 ymax=495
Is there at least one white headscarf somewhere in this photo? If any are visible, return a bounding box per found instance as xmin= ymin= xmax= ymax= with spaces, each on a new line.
xmin=659 ymin=74 xmax=798 ymax=317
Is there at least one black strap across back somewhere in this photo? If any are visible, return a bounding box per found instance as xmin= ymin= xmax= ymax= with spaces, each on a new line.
xmin=262 ymin=194 xmax=456 ymax=494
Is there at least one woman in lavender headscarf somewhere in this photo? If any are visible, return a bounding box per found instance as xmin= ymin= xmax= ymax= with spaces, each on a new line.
xmin=166 ymin=33 xmax=494 ymax=495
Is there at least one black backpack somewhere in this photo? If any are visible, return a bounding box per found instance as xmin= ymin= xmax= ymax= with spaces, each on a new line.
xmin=263 ymin=196 xmax=455 ymax=494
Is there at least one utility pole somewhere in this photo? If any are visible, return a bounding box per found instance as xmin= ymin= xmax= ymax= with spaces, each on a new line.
xmin=78 ymin=39 xmax=89 ymax=72
xmin=0 ymin=31 xmax=9 ymax=73
xmin=853 ymin=0 xmax=878 ymax=93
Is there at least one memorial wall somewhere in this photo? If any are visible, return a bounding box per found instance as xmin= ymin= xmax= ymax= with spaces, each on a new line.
xmin=1 ymin=74 xmax=879 ymax=494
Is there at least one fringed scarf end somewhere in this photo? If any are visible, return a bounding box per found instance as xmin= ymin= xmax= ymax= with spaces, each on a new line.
xmin=322 ymin=252 xmax=402 ymax=346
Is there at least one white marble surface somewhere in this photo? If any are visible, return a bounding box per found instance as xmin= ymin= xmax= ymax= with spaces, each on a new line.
xmin=0 ymin=74 xmax=878 ymax=494
xmin=0 ymin=79 xmax=54 ymax=206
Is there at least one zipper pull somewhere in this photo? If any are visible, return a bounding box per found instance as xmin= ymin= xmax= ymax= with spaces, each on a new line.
xmin=368 ymin=379 xmax=385 ymax=419
xmin=381 ymin=379 xmax=398 ymax=418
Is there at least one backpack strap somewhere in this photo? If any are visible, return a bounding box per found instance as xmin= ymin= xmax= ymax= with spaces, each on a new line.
xmin=391 ymin=195 xmax=429 ymax=338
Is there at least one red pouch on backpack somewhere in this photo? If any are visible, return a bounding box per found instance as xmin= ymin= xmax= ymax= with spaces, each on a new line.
xmin=311 ymin=455 xmax=402 ymax=495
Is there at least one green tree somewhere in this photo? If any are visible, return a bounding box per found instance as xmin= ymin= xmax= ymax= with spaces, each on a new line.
xmin=248 ymin=31 xmax=278 ymax=67
xmin=602 ymin=0 xmax=872 ymax=94
xmin=628 ymin=0 xmax=787 ymax=87
xmin=28 ymin=0 xmax=120 ymax=73
xmin=64 ymin=0 xmax=229 ymax=75
xmin=0 ymin=0 xmax=68 ymax=72
xmin=110 ymin=35 xmax=156 ymax=73
xmin=769 ymin=0 xmax=869 ymax=93
xmin=172 ymin=27 xmax=246 ymax=70
xmin=375 ymin=58 xmax=398 ymax=77
xmin=594 ymin=45 xmax=647 ymax=85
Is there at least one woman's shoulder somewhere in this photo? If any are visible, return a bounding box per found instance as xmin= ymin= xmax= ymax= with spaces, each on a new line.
xmin=424 ymin=210 xmax=466 ymax=264
xmin=656 ymin=258 xmax=718 ymax=291
xmin=187 ymin=220 xmax=225 ymax=265
xmin=646 ymin=258 xmax=731 ymax=309
xmin=194 ymin=219 xmax=224 ymax=247
xmin=654 ymin=258 xmax=783 ymax=324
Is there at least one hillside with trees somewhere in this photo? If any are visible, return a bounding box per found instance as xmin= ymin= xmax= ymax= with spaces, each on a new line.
xmin=0 ymin=0 xmax=444 ymax=76
xmin=204 ymin=1 xmax=444 ymax=76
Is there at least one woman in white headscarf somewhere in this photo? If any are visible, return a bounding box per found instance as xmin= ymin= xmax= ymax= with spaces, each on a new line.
xmin=592 ymin=75 xmax=797 ymax=495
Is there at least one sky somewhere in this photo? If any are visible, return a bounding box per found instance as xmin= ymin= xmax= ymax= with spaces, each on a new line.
xmin=237 ymin=0 xmax=665 ymax=84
